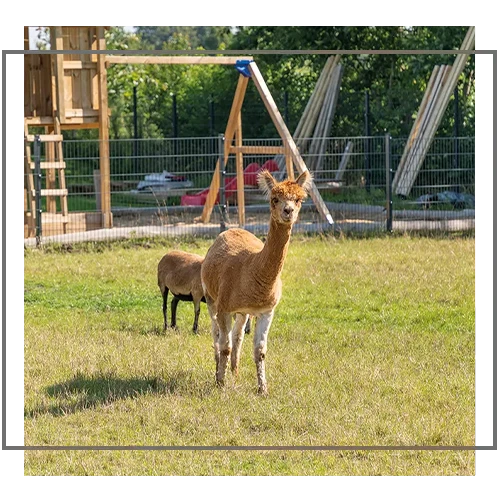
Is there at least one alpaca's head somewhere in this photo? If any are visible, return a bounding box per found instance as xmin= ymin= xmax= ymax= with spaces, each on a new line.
xmin=257 ymin=170 xmax=313 ymax=225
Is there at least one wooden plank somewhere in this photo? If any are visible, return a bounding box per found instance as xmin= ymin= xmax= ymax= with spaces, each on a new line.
xmin=60 ymin=121 xmax=101 ymax=130
xmin=105 ymin=55 xmax=254 ymax=65
xmin=335 ymin=141 xmax=354 ymax=181
xmin=308 ymin=64 xmax=343 ymax=172
xmin=97 ymin=26 xmax=112 ymax=228
xmin=63 ymin=61 xmax=98 ymax=70
xmin=32 ymin=188 xmax=68 ymax=196
xmin=198 ymin=74 xmax=249 ymax=223
xmin=398 ymin=65 xmax=451 ymax=193
xmin=396 ymin=27 xmax=474 ymax=196
xmin=65 ymin=109 xmax=100 ymax=118
xmin=248 ymin=62 xmax=333 ymax=224
xmin=26 ymin=134 xmax=63 ymax=142
xmin=80 ymin=28 xmax=93 ymax=110
xmin=53 ymin=116 xmax=69 ymax=226
xmin=316 ymin=64 xmax=343 ymax=173
xmin=294 ymin=56 xmax=337 ymax=141
xmin=25 ymin=116 xmax=57 ymax=126
xmin=235 ymin=112 xmax=245 ymax=226
xmin=29 ymin=161 xmax=66 ymax=170
xmin=52 ymin=27 xmax=66 ymax=123
xmin=229 ymin=145 xmax=285 ymax=155
xmin=392 ymin=65 xmax=440 ymax=190
xmin=395 ymin=65 xmax=448 ymax=192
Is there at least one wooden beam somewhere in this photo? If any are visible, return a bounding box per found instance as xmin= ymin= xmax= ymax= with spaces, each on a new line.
xmin=105 ymin=55 xmax=253 ymax=66
xmin=248 ymin=62 xmax=334 ymax=224
xmin=308 ymin=64 xmax=343 ymax=172
xmin=395 ymin=27 xmax=475 ymax=196
xmin=392 ymin=65 xmax=440 ymax=190
xmin=396 ymin=65 xmax=450 ymax=193
xmin=29 ymin=161 xmax=66 ymax=170
xmin=63 ymin=61 xmax=97 ymax=70
xmin=60 ymin=121 xmax=101 ymax=130
xmin=32 ymin=188 xmax=68 ymax=197
xmin=229 ymin=145 xmax=285 ymax=155
xmin=335 ymin=141 xmax=354 ymax=182
xmin=285 ymin=146 xmax=294 ymax=181
xmin=52 ymin=27 xmax=66 ymax=124
xmin=26 ymin=134 xmax=63 ymax=142
xmin=235 ymin=112 xmax=245 ymax=226
xmin=198 ymin=74 xmax=249 ymax=223
xmin=64 ymin=108 xmax=100 ymax=118
xmin=25 ymin=116 xmax=59 ymax=126
xmin=24 ymin=120 xmax=36 ymax=237
xmin=97 ymin=26 xmax=112 ymax=228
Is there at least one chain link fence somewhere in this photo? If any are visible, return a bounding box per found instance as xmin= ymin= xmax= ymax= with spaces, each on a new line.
xmin=24 ymin=135 xmax=475 ymax=246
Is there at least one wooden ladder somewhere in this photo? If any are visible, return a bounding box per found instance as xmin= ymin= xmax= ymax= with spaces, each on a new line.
xmin=24 ymin=120 xmax=69 ymax=236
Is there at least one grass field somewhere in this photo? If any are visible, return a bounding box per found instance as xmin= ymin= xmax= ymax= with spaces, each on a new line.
xmin=24 ymin=234 xmax=475 ymax=475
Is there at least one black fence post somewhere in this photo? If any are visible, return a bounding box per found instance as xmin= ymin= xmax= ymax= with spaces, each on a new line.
xmin=218 ymin=133 xmax=228 ymax=232
xmin=453 ymin=86 xmax=460 ymax=191
xmin=385 ymin=134 xmax=393 ymax=233
xmin=133 ymin=85 xmax=139 ymax=171
xmin=33 ymin=135 xmax=43 ymax=246
xmin=364 ymin=90 xmax=372 ymax=192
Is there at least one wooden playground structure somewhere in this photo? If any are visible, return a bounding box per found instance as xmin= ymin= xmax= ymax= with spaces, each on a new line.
xmin=24 ymin=26 xmax=332 ymax=238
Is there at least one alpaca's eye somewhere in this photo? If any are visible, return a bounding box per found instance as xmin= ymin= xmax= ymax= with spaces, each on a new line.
xmin=272 ymin=197 xmax=279 ymax=204
xmin=295 ymin=198 xmax=301 ymax=204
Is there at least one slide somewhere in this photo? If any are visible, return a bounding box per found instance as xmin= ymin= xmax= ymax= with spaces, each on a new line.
xmin=181 ymin=160 xmax=279 ymax=206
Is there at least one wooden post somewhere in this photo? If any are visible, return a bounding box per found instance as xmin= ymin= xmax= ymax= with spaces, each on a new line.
xmin=198 ymin=74 xmax=249 ymax=223
xmin=285 ymin=145 xmax=294 ymax=181
xmin=235 ymin=112 xmax=245 ymax=226
xmin=24 ymin=120 xmax=36 ymax=237
xmin=97 ymin=26 xmax=112 ymax=228
xmin=45 ymin=126 xmax=57 ymax=213
xmin=52 ymin=27 xmax=66 ymax=125
xmin=248 ymin=62 xmax=334 ymax=224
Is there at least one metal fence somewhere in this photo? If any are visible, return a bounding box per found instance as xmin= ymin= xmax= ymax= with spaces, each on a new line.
xmin=24 ymin=135 xmax=475 ymax=246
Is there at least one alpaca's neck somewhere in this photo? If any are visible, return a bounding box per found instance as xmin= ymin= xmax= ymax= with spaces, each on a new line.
xmin=254 ymin=218 xmax=292 ymax=284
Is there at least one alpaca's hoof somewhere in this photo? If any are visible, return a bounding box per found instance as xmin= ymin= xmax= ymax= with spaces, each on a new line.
xmin=216 ymin=377 xmax=225 ymax=388
xmin=257 ymin=385 xmax=268 ymax=396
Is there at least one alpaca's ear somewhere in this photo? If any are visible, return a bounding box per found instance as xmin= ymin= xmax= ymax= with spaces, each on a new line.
xmin=257 ymin=170 xmax=277 ymax=198
xmin=296 ymin=170 xmax=313 ymax=193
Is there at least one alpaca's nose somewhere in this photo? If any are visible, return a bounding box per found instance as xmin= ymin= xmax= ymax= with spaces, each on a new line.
xmin=283 ymin=206 xmax=293 ymax=215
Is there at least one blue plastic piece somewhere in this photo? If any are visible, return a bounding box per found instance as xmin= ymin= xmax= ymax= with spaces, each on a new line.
xmin=235 ymin=59 xmax=252 ymax=78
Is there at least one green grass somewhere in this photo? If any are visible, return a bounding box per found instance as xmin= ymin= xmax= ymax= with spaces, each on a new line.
xmin=24 ymin=235 xmax=475 ymax=475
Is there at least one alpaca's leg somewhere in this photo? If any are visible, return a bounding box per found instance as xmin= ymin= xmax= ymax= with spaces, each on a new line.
xmin=192 ymin=299 xmax=201 ymax=334
xmin=231 ymin=313 xmax=249 ymax=376
xmin=216 ymin=312 xmax=232 ymax=386
xmin=253 ymin=310 xmax=274 ymax=394
xmin=205 ymin=296 xmax=220 ymax=371
xmin=162 ymin=287 xmax=169 ymax=331
xmin=244 ymin=316 xmax=251 ymax=335
xmin=171 ymin=296 xmax=179 ymax=329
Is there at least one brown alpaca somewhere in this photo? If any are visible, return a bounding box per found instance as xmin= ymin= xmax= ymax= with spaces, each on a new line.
xmin=201 ymin=169 xmax=312 ymax=393
xmin=157 ymin=250 xmax=205 ymax=333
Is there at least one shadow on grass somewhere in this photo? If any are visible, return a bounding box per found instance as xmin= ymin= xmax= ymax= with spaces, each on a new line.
xmin=25 ymin=370 xmax=215 ymax=418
